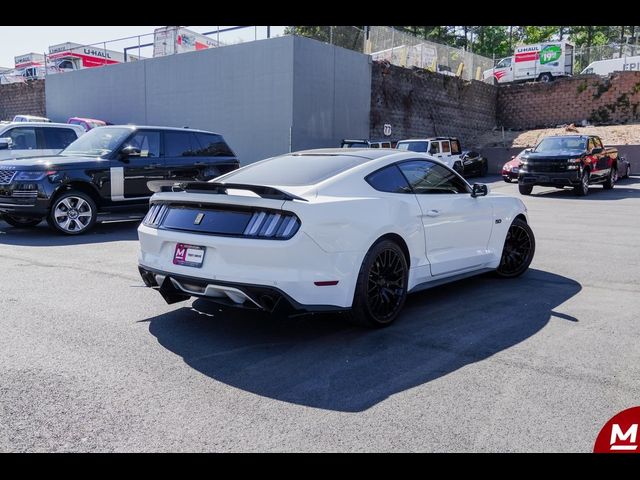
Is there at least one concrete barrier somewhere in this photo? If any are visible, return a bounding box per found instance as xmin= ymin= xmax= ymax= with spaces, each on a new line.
xmin=479 ymin=145 xmax=640 ymax=175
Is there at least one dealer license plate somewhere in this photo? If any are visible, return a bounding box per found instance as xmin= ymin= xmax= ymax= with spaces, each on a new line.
xmin=173 ymin=243 xmax=206 ymax=268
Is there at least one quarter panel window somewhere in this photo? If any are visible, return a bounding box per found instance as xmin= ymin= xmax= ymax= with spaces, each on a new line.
xmin=193 ymin=133 xmax=234 ymax=157
xmin=366 ymin=165 xmax=412 ymax=193
xmin=398 ymin=160 xmax=470 ymax=194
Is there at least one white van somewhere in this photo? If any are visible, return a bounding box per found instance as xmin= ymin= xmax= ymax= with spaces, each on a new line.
xmin=484 ymin=41 xmax=574 ymax=84
xmin=581 ymin=55 xmax=640 ymax=75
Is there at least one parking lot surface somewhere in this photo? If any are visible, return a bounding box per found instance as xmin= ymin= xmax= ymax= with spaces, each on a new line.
xmin=1 ymin=176 xmax=639 ymax=452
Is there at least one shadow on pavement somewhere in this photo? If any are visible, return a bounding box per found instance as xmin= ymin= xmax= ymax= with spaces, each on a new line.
xmin=530 ymin=175 xmax=640 ymax=200
xmin=0 ymin=220 xmax=140 ymax=246
xmin=145 ymin=268 xmax=581 ymax=412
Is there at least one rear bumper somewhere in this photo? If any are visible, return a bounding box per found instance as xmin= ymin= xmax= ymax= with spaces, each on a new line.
xmin=519 ymin=171 xmax=580 ymax=186
xmin=137 ymin=224 xmax=363 ymax=309
xmin=138 ymin=265 xmax=348 ymax=313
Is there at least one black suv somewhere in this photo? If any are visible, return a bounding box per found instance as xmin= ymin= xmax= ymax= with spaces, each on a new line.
xmin=0 ymin=125 xmax=239 ymax=234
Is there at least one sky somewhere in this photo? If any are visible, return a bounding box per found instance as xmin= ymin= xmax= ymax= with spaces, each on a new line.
xmin=0 ymin=26 xmax=286 ymax=68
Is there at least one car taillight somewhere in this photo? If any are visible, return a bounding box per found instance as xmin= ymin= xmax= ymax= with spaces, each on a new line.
xmin=242 ymin=211 xmax=300 ymax=239
xmin=143 ymin=203 xmax=168 ymax=228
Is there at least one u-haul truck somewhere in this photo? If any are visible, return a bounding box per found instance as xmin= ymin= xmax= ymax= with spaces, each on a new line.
xmin=46 ymin=42 xmax=127 ymax=71
xmin=152 ymin=26 xmax=221 ymax=57
xmin=483 ymin=41 xmax=574 ymax=84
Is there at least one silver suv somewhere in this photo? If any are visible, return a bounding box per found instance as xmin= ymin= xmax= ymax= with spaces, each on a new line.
xmin=0 ymin=122 xmax=85 ymax=161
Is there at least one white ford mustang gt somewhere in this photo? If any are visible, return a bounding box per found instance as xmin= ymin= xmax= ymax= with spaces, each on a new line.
xmin=138 ymin=148 xmax=535 ymax=327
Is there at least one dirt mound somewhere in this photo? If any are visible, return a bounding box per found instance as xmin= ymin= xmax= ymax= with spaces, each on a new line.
xmin=472 ymin=124 xmax=640 ymax=148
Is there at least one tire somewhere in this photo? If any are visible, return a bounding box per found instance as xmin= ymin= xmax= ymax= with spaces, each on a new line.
xmin=603 ymin=165 xmax=616 ymax=189
xmin=504 ymin=177 xmax=513 ymax=183
xmin=347 ymin=239 xmax=408 ymax=328
xmin=496 ymin=218 xmax=536 ymax=278
xmin=47 ymin=190 xmax=97 ymax=235
xmin=573 ymin=170 xmax=590 ymax=196
xmin=625 ymin=165 xmax=631 ymax=179
xmin=538 ymin=72 xmax=553 ymax=83
xmin=453 ymin=162 xmax=464 ymax=175
xmin=518 ymin=183 xmax=533 ymax=195
xmin=1 ymin=214 xmax=43 ymax=228
xmin=480 ymin=162 xmax=489 ymax=177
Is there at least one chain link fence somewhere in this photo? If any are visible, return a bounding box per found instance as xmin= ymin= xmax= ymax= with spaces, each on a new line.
xmin=288 ymin=26 xmax=494 ymax=81
xmin=574 ymin=43 xmax=640 ymax=73
xmin=366 ymin=26 xmax=494 ymax=81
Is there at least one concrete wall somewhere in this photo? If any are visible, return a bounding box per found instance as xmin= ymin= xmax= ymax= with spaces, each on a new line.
xmin=498 ymin=72 xmax=640 ymax=129
xmin=0 ymin=80 xmax=46 ymax=120
xmin=46 ymin=36 xmax=371 ymax=164
xmin=291 ymin=36 xmax=371 ymax=150
xmin=370 ymin=62 xmax=498 ymax=145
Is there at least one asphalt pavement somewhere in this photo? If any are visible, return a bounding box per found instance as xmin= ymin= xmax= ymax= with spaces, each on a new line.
xmin=1 ymin=175 xmax=638 ymax=452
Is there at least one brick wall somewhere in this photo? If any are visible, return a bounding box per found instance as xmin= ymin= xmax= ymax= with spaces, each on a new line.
xmin=498 ymin=72 xmax=640 ymax=129
xmin=370 ymin=61 xmax=498 ymax=146
xmin=0 ymin=80 xmax=46 ymax=121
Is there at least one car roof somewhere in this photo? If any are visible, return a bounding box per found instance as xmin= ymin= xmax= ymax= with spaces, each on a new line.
xmin=69 ymin=117 xmax=105 ymax=122
xmin=293 ymin=148 xmax=398 ymax=160
xmin=544 ymin=135 xmax=589 ymax=139
xmin=101 ymin=125 xmax=223 ymax=135
xmin=398 ymin=137 xmax=458 ymax=142
xmin=0 ymin=122 xmax=83 ymax=129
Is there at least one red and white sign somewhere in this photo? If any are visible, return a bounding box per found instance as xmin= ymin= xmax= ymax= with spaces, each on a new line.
xmin=593 ymin=406 xmax=640 ymax=453
xmin=173 ymin=243 xmax=206 ymax=268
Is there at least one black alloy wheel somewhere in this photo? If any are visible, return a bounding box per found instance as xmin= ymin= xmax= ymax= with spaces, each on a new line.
xmin=348 ymin=240 xmax=408 ymax=328
xmin=496 ymin=219 xmax=536 ymax=278
xmin=574 ymin=170 xmax=590 ymax=196
xmin=1 ymin=214 xmax=42 ymax=228
xmin=603 ymin=166 xmax=616 ymax=189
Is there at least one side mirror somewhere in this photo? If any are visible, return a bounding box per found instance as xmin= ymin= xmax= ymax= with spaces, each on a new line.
xmin=119 ymin=145 xmax=141 ymax=161
xmin=524 ymin=148 xmax=532 ymax=153
xmin=471 ymin=183 xmax=489 ymax=197
xmin=591 ymin=147 xmax=603 ymax=154
xmin=0 ymin=138 xmax=11 ymax=150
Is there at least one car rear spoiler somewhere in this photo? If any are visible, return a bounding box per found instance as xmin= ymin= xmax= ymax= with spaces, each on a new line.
xmin=147 ymin=180 xmax=308 ymax=202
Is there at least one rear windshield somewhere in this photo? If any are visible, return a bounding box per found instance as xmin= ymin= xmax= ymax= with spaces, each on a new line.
xmin=397 ymin=141 xmax=428 ymax=153
xmin=218 ymin=154 xmax=366 ymax=186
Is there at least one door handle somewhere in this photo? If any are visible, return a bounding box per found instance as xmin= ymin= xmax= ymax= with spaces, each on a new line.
xmin=144 ymin=163 xmax=162 ymax=169
xmin=425 ymin=209 xmax=440 ymax=217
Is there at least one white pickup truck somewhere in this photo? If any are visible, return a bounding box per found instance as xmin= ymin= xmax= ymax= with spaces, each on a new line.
xmin=396 ymin=137 xmax=463 ymax=170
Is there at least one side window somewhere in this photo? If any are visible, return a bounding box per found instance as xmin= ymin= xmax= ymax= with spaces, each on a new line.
xmin=41 ymin=127 xmax=78 ymax=150
xmin=193 ymin=133 xmax=234 ymax=157
xmin=128 ymin=131 xmax=160 ymax=158
xmin=366 ymin=165 xmax=411 ymax=193
xmin=451 ymin=139 xmax=461 ymax=154
xmin=164 ymin=131 xmax=196 ymax=157
xmin=6 ymin=127 xmax=37 ymax=150
xmin=441 ymin=141 xmax=451 ymax=154
xmin=595 ymin=137 xmax=604 ymax=149
xmin=381 ymin=142 xmax=391 ymax=148
xmin=587 ymin=137 xmax=596 ymax=152
xmin=398 ymin=160 xmax=470 ymax=194
xmin=428 ymin=142 xmax=440 ymax=155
